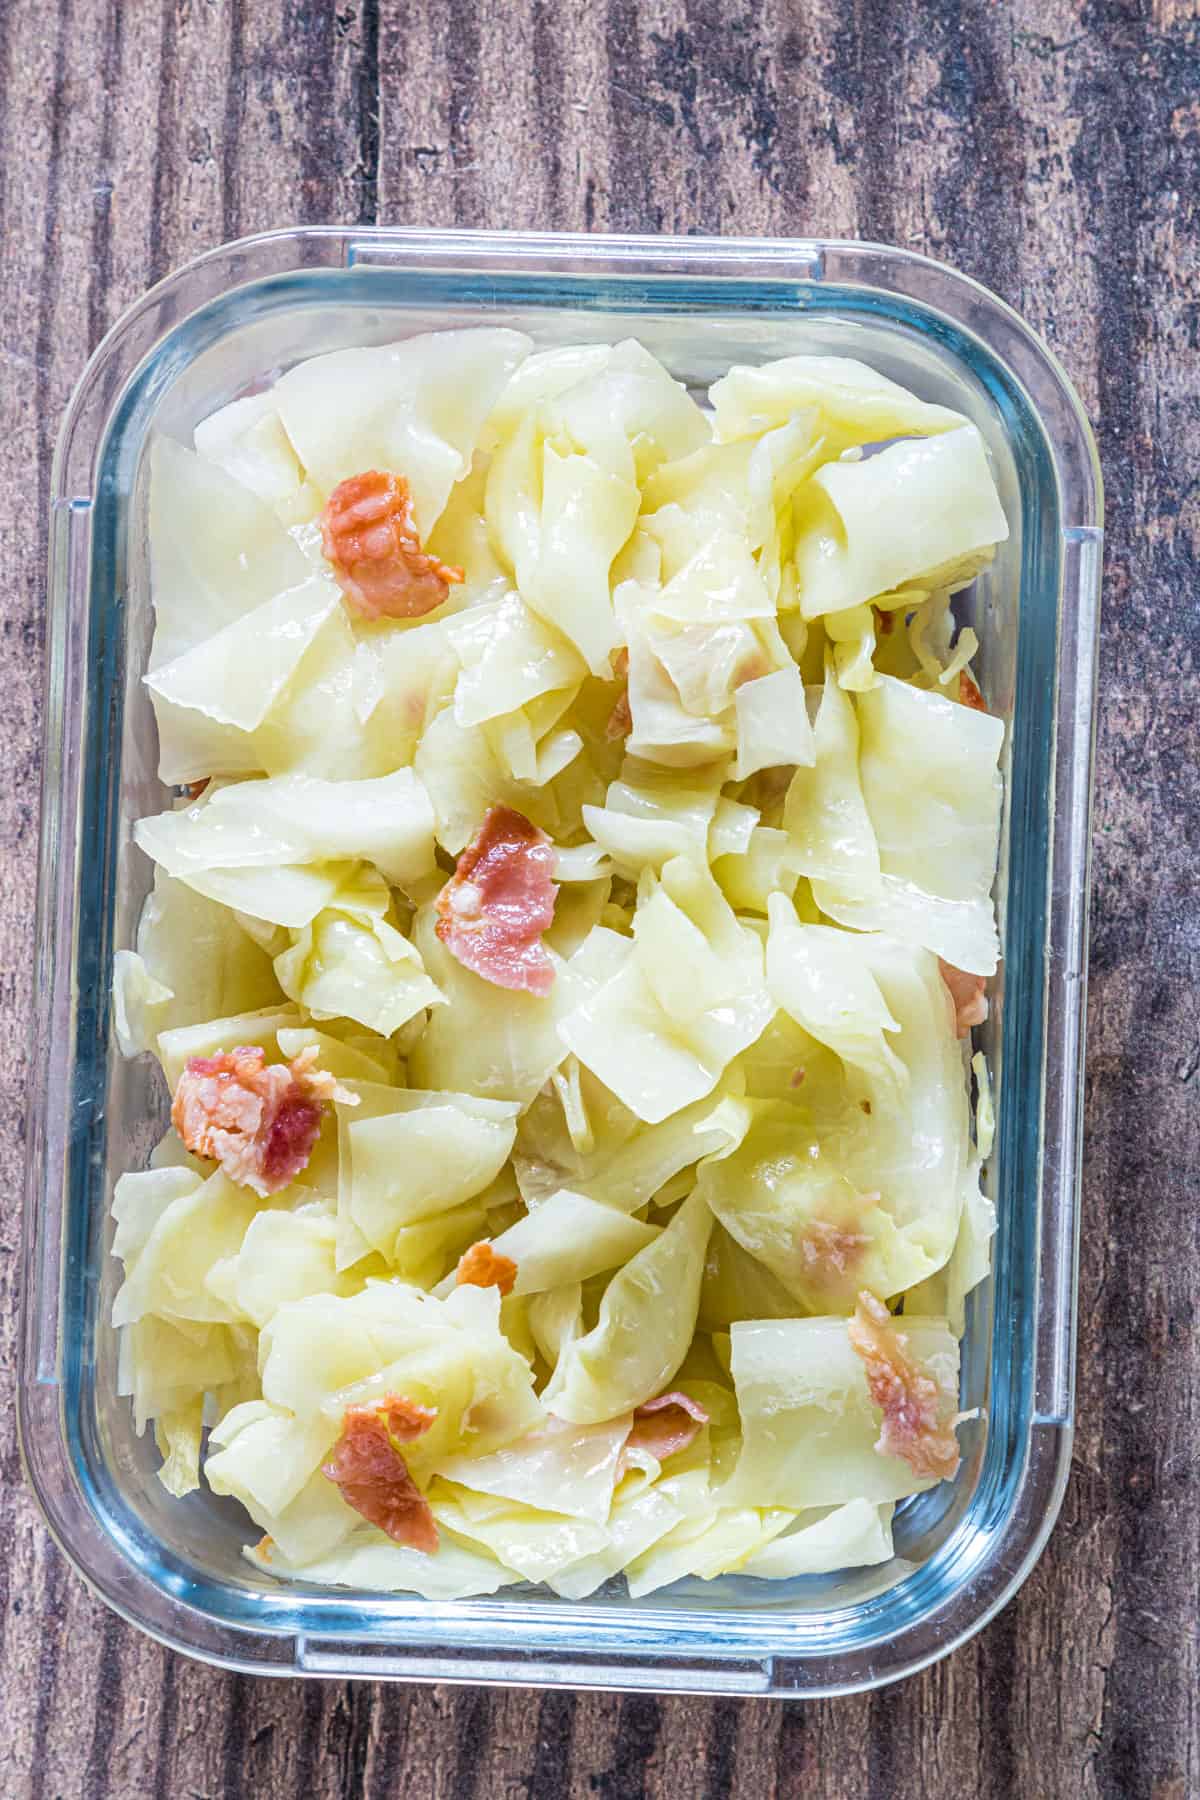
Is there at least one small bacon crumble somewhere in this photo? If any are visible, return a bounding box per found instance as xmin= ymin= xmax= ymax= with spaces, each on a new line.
xmin=170 ymin=1044 xmax=356 ymax=1196
xmin=958 ymin=670 xmax=987 ymax=712
xmin=788 ymin=1067 xmax=807 ymax=1089
xmin=435 ymin=805 xmax=558 ymax=994
xmin=876 ymin=606 xmax=896 ymax=636
xmin=182 ymin=777 xmax=210 ymax=801
xmin=848 ymin=1291 xmax=960 ymax=1482
xmin=938 ymin=959 xmax=989 ymax=1037
xmin=321 ymin=1395 xmax=439 ymax=1553
xmin=606 ymin=647 xmax=632 ymax=741
xmin=455 ymin=1240 xmax=518 ymax=1298
xmin=320 ymin=469 xmax=463 ymax=620
xmin=618 ymin=1391 xmax=709 ymax=1477
xmin=797 ymin=1217 xmax=870 ymax=1279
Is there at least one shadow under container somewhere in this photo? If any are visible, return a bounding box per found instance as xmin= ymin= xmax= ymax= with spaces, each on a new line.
xmin=20 ymin=228 xmax=1103 ymax=1696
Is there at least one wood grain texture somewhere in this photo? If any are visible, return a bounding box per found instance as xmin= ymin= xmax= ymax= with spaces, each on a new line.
xmin=1 ymin=1 xmax=1197 ymax=1795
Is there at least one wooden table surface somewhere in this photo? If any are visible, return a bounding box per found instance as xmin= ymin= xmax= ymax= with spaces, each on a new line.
xmin=2 ymin=1 xmax=1197 ymax=1795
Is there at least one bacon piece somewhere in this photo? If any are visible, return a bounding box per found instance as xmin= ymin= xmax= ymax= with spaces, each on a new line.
xmin=320 ymin=469 xmax=463 ymax=620
xmin=876 ymin=606 xmax=896 ymax=635
xmin=170 ymin=1044 xmax=355 ymax=1196
xmin=848 ymin=1291 xmax=960 ymax=1482
xmin=618 ymin=1391 xmax=709 ymax=1477
xmin=183 ymin=777 xmax=210 ymax=801
xmin=958 ymin=669 xmax=987 ymax=712
xmin=797 ymin=1217 xmax=870 ymax=1280
xmin=938 ymin=958 xmax=989 ymax=1037
xmin=321 ymin=1395 xmax=439 ymax=1553
xmin=455 ymin=1240 xmax=518 ymax=1298
xmin=435 ymin=805 xmax=558 ymax=994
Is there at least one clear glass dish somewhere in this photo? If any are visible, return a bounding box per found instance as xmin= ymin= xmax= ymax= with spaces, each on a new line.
xmin=20 ymin=228 xmax=1102 ymax=1696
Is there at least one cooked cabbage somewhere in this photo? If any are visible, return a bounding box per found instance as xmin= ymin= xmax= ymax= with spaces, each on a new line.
xmin=117 ymin=337 xmax=1004 ymax=1596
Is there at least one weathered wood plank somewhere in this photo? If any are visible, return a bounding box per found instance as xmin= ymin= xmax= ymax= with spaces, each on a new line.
xmin=0 ymin=0 xmax=1197 ymax=1796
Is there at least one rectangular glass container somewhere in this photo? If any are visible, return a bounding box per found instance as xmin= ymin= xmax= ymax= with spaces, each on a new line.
xmin=20 ymin=228 xmax=1102 ymax=1696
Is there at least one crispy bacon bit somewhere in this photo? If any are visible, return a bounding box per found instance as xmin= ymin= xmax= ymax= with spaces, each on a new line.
xmin=321 ymin=1395 xmax=439 ymax=1553
xmin=183 ymin=777 xmax=210 ymax=801
xmin=170 ymin=1044 xmax=355 ymax=1196
xmin=618 ymin=1391 xmax=709 ymax=1476
xmin=455 ymin=1240 xmax=518 ymax=1298
xmin=876 ymin=606 xmax=896 ymax=635
xmin=320 ymin=469 xmax=464 ymax=620
xmin=435 ymin=805 xmax=558 ymax=994
xmin=938 ymin=959 xmax=989 ymax=1038
xmin=958 ymin=669 xmax=987 ymax=712
xmin=848 ymin=1291 xmax=960 ymax=1482
xmin=797 ymin=1217 xmax=870 ymax=1278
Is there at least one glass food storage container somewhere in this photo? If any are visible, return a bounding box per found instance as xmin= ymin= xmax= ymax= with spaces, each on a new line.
xmin=20 ymin=228 xmax=1102 ymax=1696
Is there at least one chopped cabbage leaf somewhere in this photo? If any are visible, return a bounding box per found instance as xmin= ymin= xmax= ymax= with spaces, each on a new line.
xmin=734 ymin=667 xmax=815 ymax=780
xmin=905 ymin=1160 xmax=995 ymax=1335
xmin=408 ymin=902 xmax=571 ymax=1105
xmin=813 ymin=675 xmax=1004 ymax=974
xmin=272 ymin=328 xmax=533 ymax=530
xmin=546 ymin=1190 xmax=712 ymax=1423
xmin=148 ymin=436 xmax=312 ymax=670
xmin=345 ymin=1092 xmax=518 ymax=1255
xmin=193 ymin=390 xmax=316 ymax=521
xmin=248 ymin=1525 xmax=519 ymax=1597
xmin=134 ymin=768 xmax=437 ymax=894
xmin=709 ymin=354 xmax=965 ymax=454
xmin=765 ymin=897 xmax=906 ymax=1094
xmin=275 ymin=877 xmax=444 ymax=1037
xmin=123 ymin=870 xmax=282 ymax=1058
xmin=145 ymin=573 xmax=339 ymax=734
xmin=450 ymin=593 xmax=587 ymax=728
xmin=435 ymin=1413 xmax=631 ymax=1524
xmin=479 ymin=1188 xmax=661 ymax=1295
xmin=723 ymin=1314 xmax=960 ymax=1508
xmin=737 ymin=1498 xmax=894 ymax=1579
xmin=112 ymin=1171 xmax=259 ymax=1328
xmin=581 ymin=756 xmax=726 ymax=877
xmin=559 ymin=862 xmax=772 ymax=1124
xmin=432 ymin=1487 xmax=608 ymax=1584
xmin=697 ymin=1103 xmax=938 ymax=1311
xmin=793 ymin=427 xmax=1008 ymax=620
xmin=782 ymin=664 xmax=880 ymax=890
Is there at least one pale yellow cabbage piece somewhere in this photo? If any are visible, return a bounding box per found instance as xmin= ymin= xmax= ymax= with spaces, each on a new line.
xmin=345 ymin=1092 xmax=518 ymax=1254
xmin=148 ymin=436 xmax=312 ymax=671
xmin=272 ymin=327 xmax=533 ymax=528
xmin=723 ymin=1314 xmax=960 ymax=1509
xmin=275 ymin=881 xmax=444 ymax=1038
xmin=156 ymin=1003 xmax=302 ymax=1091
xmin=709 ymin=354 xmax=965 ymax=453
xmin=407 ymin=904 xmax=571 ymax=1106
xmin=696 ymin=1103 xmax=938 ymax=1312
xmin=546 ymin=1190 xmax=712 ymax=1423
xmin=558 ymin=861 xmax=772 ymax=1124
xmin=737 ymin=1498 xmax=894 ymax=1579
xmin=782 ymin=663 xmax=880 ymax=890
xmin=905 ymin=1161 xmax=995 ymax=1335
xmin=793 ymin=427 xmax=1008 ymax=620
xmin=193 ymin=390 xmax=316 ymax=521
xmin=134 ymin=768 xmax=436 ymax=894
xmin=248 ymin=1526 xmax=519 ymax=1598
xmin=112 ymin=1171 xmax=260 ymax=1328
xmin=478 ymin=1188 xmax=661 ymax=1296
xmin=145 ymin=572 xmax=339 ymax=734
xmin=813 ymin=675 xmax=1004 ymax=974
xmin=117 ymin=870 xmax=282 ymax=1060
xmin=435 ymin=1413 xmax=631 ymax=1524
xmin=449 ymin=593 xmax=586 ymax=727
